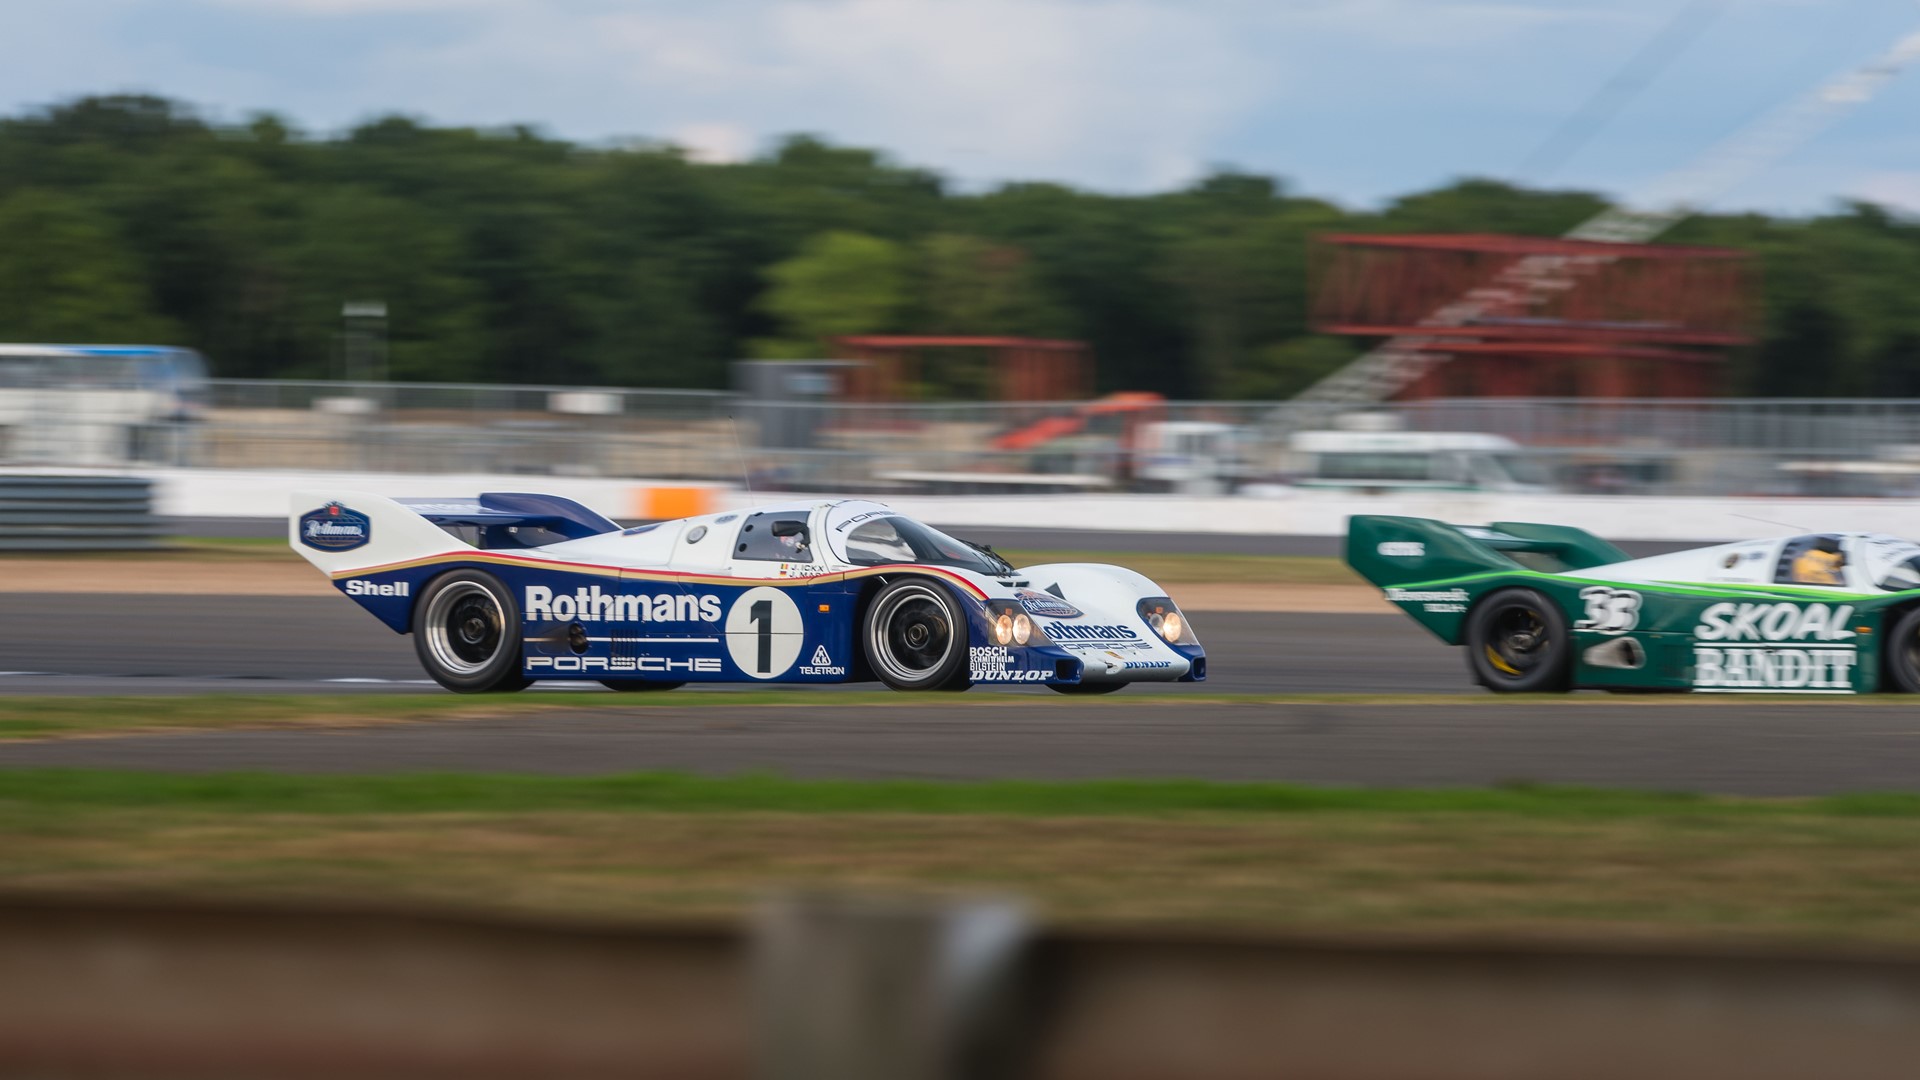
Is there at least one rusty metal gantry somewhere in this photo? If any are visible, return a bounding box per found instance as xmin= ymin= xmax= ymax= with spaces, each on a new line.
xmin=1310 ymin=233 xmax=1755 ymax=399
xmin=829 ymin=336 xmax=1093 ymax=402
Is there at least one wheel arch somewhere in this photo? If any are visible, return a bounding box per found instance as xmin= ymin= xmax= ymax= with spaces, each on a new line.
xmin=857 ymin=573 xmax=979 ymax=691
xmin=849 ymin=572 xmax=986 ymax=665
xmin=406 ymin=564 xmax=490 ymax=636
xmin=1874 ymin=597 xmax=1920 ymax=692
xmin=1461 ymin=583 xmax=1574 ymax=693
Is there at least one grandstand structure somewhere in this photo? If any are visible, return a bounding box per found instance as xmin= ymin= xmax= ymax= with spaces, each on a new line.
xmin=1289 ymin=24 xmax=1920 ymax=417
xmin=1310 ymin=233 xmax=1753 ymax=399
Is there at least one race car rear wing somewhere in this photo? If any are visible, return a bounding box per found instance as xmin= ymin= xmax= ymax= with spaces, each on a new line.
xmin=289 ymin=490 xmax=621 ymax=576
xmin=1347 ymin=515 xmax=1630 ymax=589
xmin=396 ymin=493 xmax=620 ymax=545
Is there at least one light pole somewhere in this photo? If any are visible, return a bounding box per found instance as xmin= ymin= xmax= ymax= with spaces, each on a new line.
xmin=341 ymin=300 xmax=388 ymax=387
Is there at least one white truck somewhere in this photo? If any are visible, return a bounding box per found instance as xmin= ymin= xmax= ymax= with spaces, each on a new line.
xmin=1287 ymin=430 xmax=1553 ymax=493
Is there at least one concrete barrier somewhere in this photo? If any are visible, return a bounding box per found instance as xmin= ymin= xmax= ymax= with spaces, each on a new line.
xmin=0 ymin=474 xmax=162 ymax=551
xmin=14 ymin=465 xmax=1920 ymax=543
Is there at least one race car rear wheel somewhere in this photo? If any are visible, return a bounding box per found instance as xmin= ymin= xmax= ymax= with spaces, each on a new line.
xmin=413 ymin=570 xmax=530 ymax=693
xmin=864 ymin=579 xmax=969 ymax=691
xmin=1464 ymin=588 xmax=1571 ymax=693
xmin=1884 ymin=607 xmax=1920 ymax=693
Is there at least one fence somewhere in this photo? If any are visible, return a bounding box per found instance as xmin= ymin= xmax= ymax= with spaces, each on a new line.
xmin=7 ymin=378 xmax=1920 ymax=497
xmin=9 ymin=891 xmax=1920 ymax=1080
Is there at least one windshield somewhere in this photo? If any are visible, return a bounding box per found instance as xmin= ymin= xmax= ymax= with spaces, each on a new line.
xmin=1315 ymin=452 xmax=1432 ymax=482
xmin=842 ymin=515 xmax=1006 ymax=575
xmin=1878 ymin=554 xmax=1920 ymax=592
xmin=1490 ymin=454 xmax=1553 ymax=486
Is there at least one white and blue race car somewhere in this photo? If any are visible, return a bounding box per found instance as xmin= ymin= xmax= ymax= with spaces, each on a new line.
xmin=290 ymin=491 xmax=1206 ymax=694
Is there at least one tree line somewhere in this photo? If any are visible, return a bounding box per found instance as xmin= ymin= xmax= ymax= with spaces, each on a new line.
xmin=2 ymin=94 xmax=1916 ymax=398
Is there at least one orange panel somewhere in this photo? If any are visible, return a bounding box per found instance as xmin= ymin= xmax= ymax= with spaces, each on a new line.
xmin=635 ymin=486 xmax=713 ymax=521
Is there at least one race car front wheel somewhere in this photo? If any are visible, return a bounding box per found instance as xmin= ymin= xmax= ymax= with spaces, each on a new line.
xmin=413 ymin=570 xmax=531 ymax=693
xmin=864 ymin=578 xmax=969 ymax=691
xmin=1884 ymin=607 xmax=1920 ymax=693
xmin=1464 ymin=588 xmax=1571 ymax=693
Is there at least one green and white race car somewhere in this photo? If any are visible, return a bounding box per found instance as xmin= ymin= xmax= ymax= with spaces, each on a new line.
xmin=1347 ymin=515 xmax=1920 ymax=694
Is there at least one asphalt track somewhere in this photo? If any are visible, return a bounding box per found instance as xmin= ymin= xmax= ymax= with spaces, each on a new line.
xmin=3 ymin=595 xmax=1920 ymax=794
xmin=0 ymin=596 xmax=1464 ymax=695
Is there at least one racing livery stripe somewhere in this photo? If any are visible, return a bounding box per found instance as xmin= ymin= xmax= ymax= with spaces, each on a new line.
xmin=337 ymin=550 xmax=627 ymax=580
xmin=330 ymin=553 xmax=990 ymax=600
xmin=1387 ymin=567 xmax=1890 ymax=603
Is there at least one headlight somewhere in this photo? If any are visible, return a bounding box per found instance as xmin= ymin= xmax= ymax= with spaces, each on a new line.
xmin=1137 ymin=597 xmax=1193 ymax=644
xmin=986 ymin=601 xmax=1049 ymax=646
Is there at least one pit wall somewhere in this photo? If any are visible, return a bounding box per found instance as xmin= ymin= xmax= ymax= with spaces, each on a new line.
xmin=12 ymin=465 xmax=1920 ymax=543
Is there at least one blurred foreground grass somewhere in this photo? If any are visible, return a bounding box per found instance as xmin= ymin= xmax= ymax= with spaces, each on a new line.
xmin=6 ymin=770 xmax=1920 ymax=943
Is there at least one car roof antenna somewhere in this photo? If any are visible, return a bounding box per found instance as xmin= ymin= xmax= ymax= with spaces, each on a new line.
xmin=729 ymin=414 xmax=757 ymax=509
xmin=1731 ymin=512 xmax=1808 ymax=533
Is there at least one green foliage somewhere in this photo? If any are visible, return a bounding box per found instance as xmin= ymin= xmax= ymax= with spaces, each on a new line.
xmin=752 ymin=230 xmax=912 ymax=356
xmin=1 ymin=94 xmax=1917 ymax=396
xmin=1226 ymin=336 xmax=1362 ymax=400
xmin=0 ymin=189 xmax=179 ymax=342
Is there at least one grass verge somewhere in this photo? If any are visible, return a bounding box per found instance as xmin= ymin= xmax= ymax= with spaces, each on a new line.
xmin=6 ymin=770 xmax=1920 ymax=943
xmin=9 ymin=690 xmax=1920 ymax=741
xmin=4 ymin=768 xmax=1920 ymax=818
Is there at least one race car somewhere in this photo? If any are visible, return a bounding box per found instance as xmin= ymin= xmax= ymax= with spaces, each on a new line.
xmin=1348 ymin=514 xmax=1920 ymax=695
xmin=290 ymin=491 xmax=1205 ymax=694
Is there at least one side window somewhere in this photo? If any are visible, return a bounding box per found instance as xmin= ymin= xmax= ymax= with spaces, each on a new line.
xmin=845 ymin=518 xmax=915 ymax=565
xmin=1775 ymin=535 xmax=1848 ymax=587
xmin=735 ymin=514 xmax=813 ymax=562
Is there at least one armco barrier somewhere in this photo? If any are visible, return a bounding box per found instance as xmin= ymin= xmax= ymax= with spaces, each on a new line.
xmin=0 ymin=475 xmax=161 ymax=551
xmin=6 ymin=893 xmax=1920 ymax=1079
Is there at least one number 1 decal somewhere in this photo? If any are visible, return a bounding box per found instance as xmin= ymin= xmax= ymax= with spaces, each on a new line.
xmin=725 ymin=587 xmax=805 ymax=679
xmin=749 ymin=598 xmax=773 ymax=674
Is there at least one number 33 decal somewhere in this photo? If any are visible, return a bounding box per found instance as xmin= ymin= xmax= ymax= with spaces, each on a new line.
xmin=1576 ymin=586 xmax=1641 ymax=634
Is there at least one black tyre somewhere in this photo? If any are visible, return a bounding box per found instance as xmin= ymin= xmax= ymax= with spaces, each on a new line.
xmin=1464 ymin=588 xmax=1572 ymax=693
xmin=1884 ymin=608 xmax=1920 ymax=693
xmin=599 ymin=680 xmax=686 ymax=692
xmin=864 ymin=579 xmax=969 ymax=691
xmin=412 ymin=570 xmax=530 ymax=693
xmin=1048 ymin=682 xmax=1124 ymax=695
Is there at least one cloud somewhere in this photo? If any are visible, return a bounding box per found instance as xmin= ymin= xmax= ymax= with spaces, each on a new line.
xmin=201 ymin=0 xmax=498 ymax=13
xmin=3 ymin=0 xmax=1916 ymax=207
xmin=1854 ymin=172 xmax=1920 ymax=215
xmin=672 ymin=122 xmax=753 ymax=165
xmin=321 ymin=0 xmax=1276 ymax=190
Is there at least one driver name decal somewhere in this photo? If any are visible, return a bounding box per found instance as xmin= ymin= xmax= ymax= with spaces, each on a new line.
xmin=1691 ymin=602 xmax=1859 ymax=693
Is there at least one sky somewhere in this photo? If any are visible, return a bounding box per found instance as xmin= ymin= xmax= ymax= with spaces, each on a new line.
xmin=2 ymin=0 xmax=1919 ymax=215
